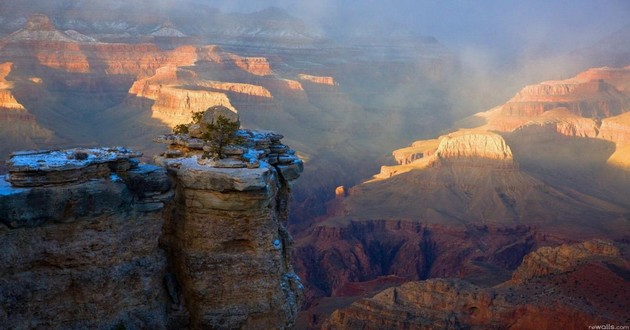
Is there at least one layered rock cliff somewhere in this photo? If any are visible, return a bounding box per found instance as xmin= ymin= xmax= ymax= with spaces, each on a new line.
xmin=471 ymin=66 xmax=630 ymax=134
xmin=0 ymin=15 xmax=199 ymax=75
xmin=0 ymin=113 xmax=303 ymax=329
xmin=322 ymin=240 xmax=630 ymax=329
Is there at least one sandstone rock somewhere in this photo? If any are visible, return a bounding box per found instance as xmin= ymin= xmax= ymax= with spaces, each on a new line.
xmin=164 ymin=157 xmax=270 ymax=192
xmin=227 ymin=54 xmax=272 ymax=76
xmin=599 ymin=111 xmax=630 ymax=145
xmin=196 ymin=81 xmax=273 ymax=99
xmin=0 ymin=137 xmax=303 ymax=329
xmin=501 ymin=79 xmax=629 ymax=118
xmin=322 ymin=240 xmax=630 ymax=329
xmin=298 ymin=74 xmax=336 ymax=86
xmin=200 ymin=104 xmax=239 ymax=126
xmin=162 ymin=152 xmax=302 ymax=329
xmin=277 ymin=159 xmax=304 ymax=181
xmin=5 ymin=147 xmax=142 ymax=187
xmin=0 ymin=62 xmax=25 ymax=110
xmin=0 ymin=150 xmax=175 ymax=329
xmin=435 ymin=130 xmax=513 ymax=163
xmin=335 ymin=185 xmax=347 ymax=199
xmin=213 ymin=158 xmax=247 ymax=168
xmin=150 ymin=87 xmax=237 ymax=126
xmin=3 ymin=16 xmax=198 ymax=75
xmin=511 ymin=239 xmax=621 ymax=283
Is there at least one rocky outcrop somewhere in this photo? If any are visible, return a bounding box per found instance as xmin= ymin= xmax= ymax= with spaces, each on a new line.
xmin=150 ymin=86 xmax=236 ymax=126
xmin=501 ymin=78 xmax=629 ymax=118
xmin=158 ymin=157 xmax=302 ymax=329
xmin=391 ymin=139 xmax=439 ymax=165
xmin=466 ymin=67 xmax=630 ymax=135
xmin=376 ymin=130 xmax=516 ymax=179
xmin=154 ymin=113 xmax=304 ymax=328
xmin=5 ymin=147 xmax=143 ymax=187
xmin=197 ymin=81 xmax=273 ymax=99
xmin=0 ymin=114 xmax=304 ymax=329
xmin=0 ymin=62 xmax=25 ymax=110
xmin=599 ymin=112 xmax=630 ymax=169
xmin=435 ymin=130 xmax=514 ymax=163
xmin=322 ymin=240 xmax=630 ymax=329
xmin=0 ymin=148 xmax=175 ymax=329
xmin=298 ymin=74 xmax=336 ymax=86
xmin=574 ymin=66 xmax=630 ymax=92
xmin=1 ymin=15 xmax=199 ymax=75
xmin=511 ymin=239 xmax=621 ymax=283
xmin=599 ymin=111 xmax=630 ymax=145
xmin=226 ymin=54 xmax=272 ymax=76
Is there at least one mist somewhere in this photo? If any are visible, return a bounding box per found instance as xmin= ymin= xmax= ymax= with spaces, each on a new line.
xmin=199 ymin=0 xmax=629 ymax=56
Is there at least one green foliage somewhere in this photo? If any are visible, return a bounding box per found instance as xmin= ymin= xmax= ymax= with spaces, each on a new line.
xmin=191 ymin=111 xmax=204 ymax=124
xmin=172 ymin=124 xmax=189 ymax=135
xmin=172 ymin=111 xmax=203 ymax=134
xmin=202 ymin=115 xmax=244 ymax=160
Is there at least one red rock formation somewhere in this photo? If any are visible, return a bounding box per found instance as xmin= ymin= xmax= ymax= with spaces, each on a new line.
xmin=511 ymin=239 xmax=621 ymax=283
xmin=435 ymin=130 xmax=513 ymax=162
xmin=226 ymin=54 xmax=272 ymax=76
xmin=599 ymin=111 xmax=630 ymax=145
xmin=574 ymin=66 xmax=630 ymax=92
xmin=293 ymin=221 xmax=546 ymax=308
xmin=1 ymin=15 xmax=198 ymax=75
xmin=0 ymin=62 xmax=26 ymax=110
xmin=197 ymin=81 xmax=273 ymax=99
xmin=149 ymin=87 xmax=235 ymax=126
xmin=128 ymin=64 xmax=277 ymax=126
xmin=468 ymin=67 xmax=630 ymax=133
xmin=501 ymin=78 xmax=628 ymax=118
xmin=322 ymin=240 xmax=630 ymax=329
xmin=376 ymin=130 xmax=516 ymax=179
xmin=391 ymin=139 xmax=439 ymax=165
xmin=298 ymin=74 xmax=336 ymax=86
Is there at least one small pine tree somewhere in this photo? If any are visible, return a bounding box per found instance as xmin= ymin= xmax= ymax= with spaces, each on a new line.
xmin=191 ymin=111 xmax=204 ymax=124
xmin=202 ymin=115 xmax=243 ymax=159
xmin=172 ymin=124 xmax=189 ymax=135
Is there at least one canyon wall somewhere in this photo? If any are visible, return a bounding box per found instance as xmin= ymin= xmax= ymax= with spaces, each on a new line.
xmin=0 ymin=123 xmax=303 ymax=329
xmin=322 ymin=240 xmax=630 ymax=329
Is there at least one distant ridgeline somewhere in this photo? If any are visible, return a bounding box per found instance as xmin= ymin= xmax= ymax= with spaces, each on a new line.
xmin=0 ymin=108 xmax=304 ymax=329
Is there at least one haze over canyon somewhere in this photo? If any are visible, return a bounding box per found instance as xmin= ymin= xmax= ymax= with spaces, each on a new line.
xmin=0 ymin=0 xmax=629 ymax=329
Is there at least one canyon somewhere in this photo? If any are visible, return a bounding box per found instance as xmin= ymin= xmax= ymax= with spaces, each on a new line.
xmin=294 ymin=66 xmax=630 ymax=328
xmin=0 ymin=12 xmax=458 ymax=233
xmin=0 ymin=3 xmax=629 ymax=329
